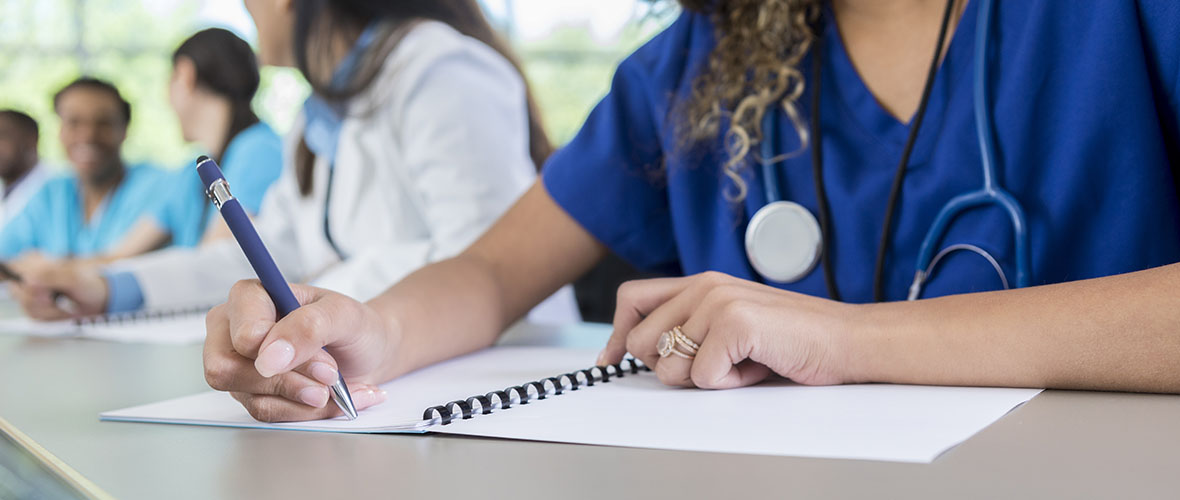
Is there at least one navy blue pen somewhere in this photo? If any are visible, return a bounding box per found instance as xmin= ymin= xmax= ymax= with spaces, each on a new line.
xmin=196 ymin=155 xmax=359 ymax=420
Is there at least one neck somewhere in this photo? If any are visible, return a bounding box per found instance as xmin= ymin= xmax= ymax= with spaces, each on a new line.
xmin=833 ymin=0 xmax=962 ymax=19
xmin=832 ymin=0 xmax=967 ymax=121
xmin=80 ymin=162 xmax=124 ymax=219
xmin=191 ymin=95 xmax=234 ymax=159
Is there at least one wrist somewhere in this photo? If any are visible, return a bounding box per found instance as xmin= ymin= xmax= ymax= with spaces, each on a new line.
xmin=838 ymin=301 xmax=907 ymax=384
xmin=372 ymin=300 xmax=412 ymax=381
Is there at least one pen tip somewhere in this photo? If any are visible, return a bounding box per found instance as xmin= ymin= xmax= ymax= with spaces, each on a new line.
xmin=196 ymin=155 xmax=210 ymax=165
xmin=329 ymin=379 xmax=360 ymax=421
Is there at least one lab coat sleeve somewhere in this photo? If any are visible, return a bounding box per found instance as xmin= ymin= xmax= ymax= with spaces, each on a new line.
xmin=113 ymin=165 xmax=306 ymax=310
xmin=309 ymin=41 xmax=536 ymax=302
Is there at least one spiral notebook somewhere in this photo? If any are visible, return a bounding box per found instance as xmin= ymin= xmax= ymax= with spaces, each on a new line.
xmin=0 ymin=305 xmax=210 ymax=344
xmin=101 ymin=346 xmax=1041 ymax=463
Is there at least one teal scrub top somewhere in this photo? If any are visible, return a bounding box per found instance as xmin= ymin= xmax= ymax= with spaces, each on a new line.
xmin=151 ymin=122 xmax=282 ymax=247
xmin=0 ymin=163 xmax=169 ymax=259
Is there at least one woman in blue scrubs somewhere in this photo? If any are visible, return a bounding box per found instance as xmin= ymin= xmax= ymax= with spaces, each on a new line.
xmin=206 ymin=0 xmax=1180 ymax=421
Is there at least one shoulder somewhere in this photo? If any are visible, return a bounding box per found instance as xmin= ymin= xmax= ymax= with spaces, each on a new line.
xmin=623 ymin=11 xmax=714 ymax=79
xmin=224 ymin=122 xmax=282 ymax=164
xmin=17 ymin=173 xmax=74 ymax=213
xmin=37 ymin=173 xmax=77 ymax=197
xmin=124 ymin=163 xmax=167 ymax=181
xmin=397 ymin=20 xmax=516 ymax=76
xmin=357 ymin=20 xmax=524 ymax=110
xmin=231 ymin=122 xmax=281 ymax=148
xmin=613 ymin=11 xmax=715 ymax=101
xmin=121 ymin=163 xmax=173 ymax=193
xmin=1004 ymin=2 xmax=1180 ymax=105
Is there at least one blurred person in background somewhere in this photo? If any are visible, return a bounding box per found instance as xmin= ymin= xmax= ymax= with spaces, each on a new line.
xmin=13 ymin=0 xmax=579 ymax=333
xmin=0 ymin=110 xmax=48 ymax=227
xmin=92 ymin=28 xmax=282 ymax=264
xmin=0 ymin=78 xmax=167 ymax=265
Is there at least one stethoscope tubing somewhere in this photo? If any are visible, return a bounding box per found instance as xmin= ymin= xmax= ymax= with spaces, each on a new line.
xmin=912 ymin=0 xmax=1030 ymax=289
xmin=755 ymin=0 xmax=1030 ymax=298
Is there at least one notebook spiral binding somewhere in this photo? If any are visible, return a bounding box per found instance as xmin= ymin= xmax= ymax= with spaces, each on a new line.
xmin=72 ymin=304 xmax=213 ymax=327
xmin=422 ymin=358 xmax=651 ymax=426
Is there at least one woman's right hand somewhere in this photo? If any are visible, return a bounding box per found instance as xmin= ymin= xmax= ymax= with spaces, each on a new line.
xmin=203 ymin=280 xmax=396 ymax=422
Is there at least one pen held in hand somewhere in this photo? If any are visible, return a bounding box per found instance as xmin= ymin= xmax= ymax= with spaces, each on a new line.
xmin=196 ymin=155 xmax=359 ymax=420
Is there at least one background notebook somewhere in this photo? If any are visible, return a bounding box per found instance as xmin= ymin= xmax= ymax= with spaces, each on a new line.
xmin=0 ymin=304 xmax=209 ymax=344
xmin=102 ymin=346 xmax=1041 ymax=463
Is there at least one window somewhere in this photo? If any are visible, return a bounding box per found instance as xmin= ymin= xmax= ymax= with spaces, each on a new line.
xmin=0 ymin=0 xmax=675 ymax=169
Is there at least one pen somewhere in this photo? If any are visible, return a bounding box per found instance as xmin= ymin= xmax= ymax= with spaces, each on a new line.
xmin=195 ymin=155 xmax=359 ymax=420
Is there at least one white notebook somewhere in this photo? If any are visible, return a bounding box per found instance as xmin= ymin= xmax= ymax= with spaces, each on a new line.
xmin=102 ymin=346 xmax=1041 ymax=463
xmin=0 ymin=306 xmax=209 ymax=344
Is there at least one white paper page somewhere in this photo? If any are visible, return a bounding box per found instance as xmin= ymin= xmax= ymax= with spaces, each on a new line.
xmin=102 ymin=346 xmax=603 ymax=432
xmin=434 ymin=371 xmax=1040 ymax=463
xmin=102 ymin=346 xmax=1040 ymax=462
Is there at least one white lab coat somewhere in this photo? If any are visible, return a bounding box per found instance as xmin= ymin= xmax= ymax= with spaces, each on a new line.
xmin=116 ymin=21 xmax=579 ymax=324
xmin=0 ymin=163 xmax=48 ymax=228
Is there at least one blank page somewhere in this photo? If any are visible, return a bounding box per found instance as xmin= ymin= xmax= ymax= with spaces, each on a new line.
xmin=102 ymin=346 xmax=1040 ymax=463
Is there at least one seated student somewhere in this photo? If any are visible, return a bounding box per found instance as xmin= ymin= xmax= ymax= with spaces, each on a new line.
xmin=187 ymin=0 xmax=1180 ymax=421
xmin=0 ymin=110 xmax=49 ymax=227
xmin=11 ymin=0 xmax=578 ymax=324
xmin=96 ymin=28 xmax=282 ymax=263
xmin=0 ymin=78 xmax=166 ymax=260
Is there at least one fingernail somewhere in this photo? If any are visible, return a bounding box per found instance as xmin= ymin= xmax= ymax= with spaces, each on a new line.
xmin=353 ymin=387 xmax=386 ymax=409
xmin=308 ymin=362 xmax=339 ymax=386
xmin=255 ymin=340 xmax=295 ymax=377
xmin=297 ymin=386 xmax=328 ymax=408
xmin=596 ymin=350 xmax=608 ymax=366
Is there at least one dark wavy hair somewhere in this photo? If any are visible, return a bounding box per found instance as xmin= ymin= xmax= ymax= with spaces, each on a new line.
xmin=291 ymin=0 xmax=551 ymax=196
xmin=174 ymin=28 xmax=261 ymax=164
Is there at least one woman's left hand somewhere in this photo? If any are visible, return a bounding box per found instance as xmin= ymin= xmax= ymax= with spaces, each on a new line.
xmin=597 ymin=271 xmax=863 ymax=389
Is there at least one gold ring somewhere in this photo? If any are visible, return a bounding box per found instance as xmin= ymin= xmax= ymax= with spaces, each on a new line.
xmin=672 ymin=326 xmax=700 ymax=353
xmin=657 ymin=327 xmax=695 ymax=360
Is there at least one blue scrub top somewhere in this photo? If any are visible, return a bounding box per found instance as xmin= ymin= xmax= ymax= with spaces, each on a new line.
xmin=152 ymin=122 xmax=282 ymax=247
xmin=543 ymin=2 xmax=1180 ymax=303
xmin=0 ymin=163 xmax=169 ymax=259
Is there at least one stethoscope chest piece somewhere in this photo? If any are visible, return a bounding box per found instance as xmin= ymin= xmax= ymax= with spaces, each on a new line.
xmin=744 ymin=200 xmax=822 ymax=283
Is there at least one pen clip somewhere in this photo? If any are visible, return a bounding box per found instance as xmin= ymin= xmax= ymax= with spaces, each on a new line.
xmin=206 ymin=178 xmax=234 ymax=209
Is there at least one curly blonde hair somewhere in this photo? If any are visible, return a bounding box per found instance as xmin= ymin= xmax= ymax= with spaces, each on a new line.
xmin=676 ymin=0 xmax=822 ymax=201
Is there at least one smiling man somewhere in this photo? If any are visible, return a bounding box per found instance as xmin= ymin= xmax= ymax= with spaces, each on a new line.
xmin=0 ymin=78 xmax=167 ymax=259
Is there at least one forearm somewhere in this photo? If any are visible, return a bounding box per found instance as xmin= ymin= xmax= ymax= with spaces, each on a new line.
xmin=366 ymin=253 xmax=510 ymax=381
xmin=104 ymin=220 xmax=170 ymax=261
xmin=849 ymin=263 xmax=1180 ymax=393
xmin=365 ymin=182 xmax=607 ymax=382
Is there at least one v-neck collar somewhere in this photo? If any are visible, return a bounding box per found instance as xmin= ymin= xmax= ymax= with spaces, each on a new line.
xmin=822 ymin=0 xmax=979 ymax=165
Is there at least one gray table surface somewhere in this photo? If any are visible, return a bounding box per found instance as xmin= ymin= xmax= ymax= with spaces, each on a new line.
xmin=2 ymin=322 xmax=1180 ymax=500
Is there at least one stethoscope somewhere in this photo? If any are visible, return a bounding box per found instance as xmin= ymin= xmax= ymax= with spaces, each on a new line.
xmin=745 ymin=0 xmax=1029 ymax=302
